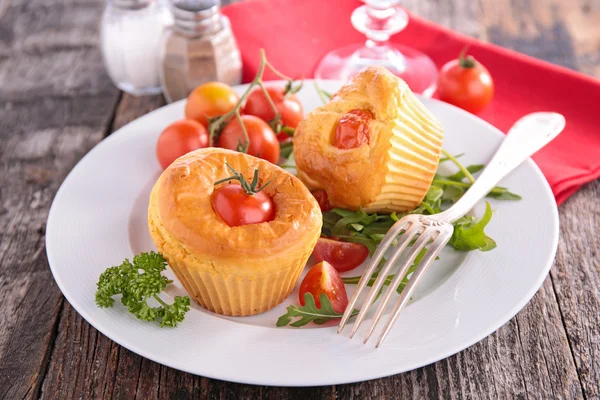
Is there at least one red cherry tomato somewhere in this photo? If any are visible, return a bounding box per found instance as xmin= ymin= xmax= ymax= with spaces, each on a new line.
xmin=185 ymin=82 xmax=239 ymax=128
xmin=437 ymin=54 xmax=494 ymax=114
xmin=218 ymin=115 xmax=280 ymax=164
xmin=311 ymin=190 xmax=333 ymax=212
xmin=211 ymin=183 xmax=275 ymax=227
xmin=299 ymin=261 xmax=349 ymax=313
xmin=156 ymin=119 xmax=208 ymax=170
xmin=333 ymin=109 xmax=374 ymax=149
xmin=312 ymin=237 xmax=369 ymax=272
xmin=243 ymin=86 xmax=304 ymax=142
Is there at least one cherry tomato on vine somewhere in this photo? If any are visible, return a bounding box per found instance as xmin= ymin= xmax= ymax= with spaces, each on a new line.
xmin=333 ymin=109 xmax=374 ymax=149
xmin=156 ymin=119 xmax=208 ymax=170
xmin=437 ymin=53 xmax=494 ymax=114
xmin=185 ymin=82 xmax=239 ymax=128
xmin=299 ymin=261 xmax=348 ymax=313
xmin=212 ymin=183 xmax=275 ymax=227
xmin=312 ymin=237 xmax=369 ymax=273
xmin=218 ymin=115 xmax=280 ymax=164
xmin=243 ymin=86 xmax=304 ymax=142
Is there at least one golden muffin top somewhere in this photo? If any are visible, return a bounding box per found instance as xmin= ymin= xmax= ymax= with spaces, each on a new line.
xmin=151 ymin=148 xmax=322 ymax=260
xmin=293 ymin=66 xmax=444 ymax=212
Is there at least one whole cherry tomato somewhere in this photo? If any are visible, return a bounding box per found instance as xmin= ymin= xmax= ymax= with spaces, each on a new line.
xmin=299 ymin=261 xmax=349 ymax=313
xmin=156 ymin=119 xmax=208 ymax=170
xmin=218 ymin=115 xmax=280 ymax=164
xmin=311 ymin=190 xmax=333 ymax=212
xmin=242 ymin=86 xmax=304 ymax=142
xmin=333 ymin=109 xmax=374 ymax=149
xmin=437 ymin=53 xmax=494 ymax=114
xmin=212 ymin=183 xmax=275 ymax=227
xmin=185 ymin=82 xmax=239 ymax=128
xmin=312 ymin=237 xmax=369 ymax=272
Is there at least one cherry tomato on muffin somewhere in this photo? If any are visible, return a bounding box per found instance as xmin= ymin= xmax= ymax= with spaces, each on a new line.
xmin=312 ymin=237 xmax=369 ymax=273
xmin=299 ymin=261 xmax=349 ymax=313
xmin=243 ymin=86 xmax=303 ymax=142
xmin=311 ymin=190 xmax=333 ymax=212
xmin=211 ymin=164 xmax=275 ymax=227
xmin=437 ymin=51 xmax=494 ymax=114
xmin=333 ymin=109 xmax=374 ymax=149
xmin=185 ymin=82 xmax=239 ymax=128
xmin=156 ymin=119 xmax=208 ymax=170
xmin=218 ymin=115 xmax=280 ymax=164
xmin=212 ymin=184 xmax=275 ymax=227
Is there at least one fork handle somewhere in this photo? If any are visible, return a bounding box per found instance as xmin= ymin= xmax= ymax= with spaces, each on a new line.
xmin=436 ymin=112 xmax=565 ymax=223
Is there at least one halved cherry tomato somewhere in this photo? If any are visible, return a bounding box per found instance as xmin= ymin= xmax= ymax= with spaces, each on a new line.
xmin=218 ymin=115 xmax=280 ymax=164
xmin=212 ymin=183 xmax=275 ymax=227
xmin=437 ymin=53 xmax=494 ymax=114
xmin=312 ymin=237 xmax=369 ymax=272
xmin=299 ymin=261 xmax=348 ymax=313
xmin=333 ymin=109 xmax=374 ymax=149
xmin=156 ymin=119 xmax=208 ymax=170
xmin=242 ymin=86 xmax=304 ymax=142
xmin=311 ymin=190 xmax=333 ymax=212
xmin=185 ymin=82 xmax=239 ymax=127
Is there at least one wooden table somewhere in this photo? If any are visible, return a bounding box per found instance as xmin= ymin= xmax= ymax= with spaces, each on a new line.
xmin=1 ymin=0 xmax=599 ymax=398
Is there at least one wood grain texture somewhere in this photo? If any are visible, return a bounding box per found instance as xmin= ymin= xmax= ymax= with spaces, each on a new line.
xmin=0 ymin=0 xmax=119 ymax=399
xmin=0 ymin=0 xmax=598 ymax=399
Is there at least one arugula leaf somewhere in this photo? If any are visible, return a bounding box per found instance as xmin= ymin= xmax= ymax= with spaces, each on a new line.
xmin=95 ymin=252 xmax=190 ymax=327
xmin=276 ymin=293 xmax=358 ymax=327
xmin=486 ymin=187 xmax=522 ymax=200
xmin=447 ymin=164 xmax=484 ymax=182
xmin=449 ymin=202 xmax=497 ymax=252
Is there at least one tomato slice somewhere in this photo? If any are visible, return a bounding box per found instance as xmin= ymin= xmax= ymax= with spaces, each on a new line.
xmin=312 ymin=237 xmax=369 ymax=272
xmin=333 ymin=109 xmax=373 ymax=149
xmin=299 ymin=261 xmax=348 ymax=313
xmin=311 ymin=190 xmax=333 ymax=212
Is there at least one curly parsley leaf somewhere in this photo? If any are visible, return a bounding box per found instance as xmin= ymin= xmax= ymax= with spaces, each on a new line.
xmin=95 ymin=252 xmax=190 ymax=327
xmin=277 ymin=293 xmax=358 ymax=327
xmin=449 ymin=201 xmax=497 ymax=252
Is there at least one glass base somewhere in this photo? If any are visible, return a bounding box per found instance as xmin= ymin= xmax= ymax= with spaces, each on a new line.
xmin=116 ymin=82 xmax=163 ymax=97
xmin=314 ymin=43 xmax=438 ymax=97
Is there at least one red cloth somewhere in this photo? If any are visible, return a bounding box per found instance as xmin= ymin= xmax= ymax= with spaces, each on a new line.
xmin=223 ymin=0 xmax=600 ymax=205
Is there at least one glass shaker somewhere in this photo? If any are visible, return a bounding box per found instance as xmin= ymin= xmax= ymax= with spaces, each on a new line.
xmin=100 ymin=0 xmax=172 ymax=95
xmin=160 ymin=0 xmax=242 ymax=103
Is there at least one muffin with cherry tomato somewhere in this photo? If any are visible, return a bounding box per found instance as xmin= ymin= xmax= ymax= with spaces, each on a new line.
xmin=148 ymin=148 xmax=322 ymax=316
xmin=293 ymin=66 xmax=444 ymax=213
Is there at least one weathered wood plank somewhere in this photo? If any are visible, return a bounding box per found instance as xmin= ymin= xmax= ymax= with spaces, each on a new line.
xmin=552 ymin=180 xmax=600 ymax=399
xmin=0 ymin=0 xmax=119 ymax=398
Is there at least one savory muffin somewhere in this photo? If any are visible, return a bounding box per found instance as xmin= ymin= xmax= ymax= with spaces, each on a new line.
xmin=148 ymin=148 xmax=322 ymax=316
xmin=293 ymin=66 xmax=444 ymax=213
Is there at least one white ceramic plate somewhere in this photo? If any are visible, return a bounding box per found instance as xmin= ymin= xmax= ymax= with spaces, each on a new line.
xmin=46 ymin=81 xmax=558 ymax=386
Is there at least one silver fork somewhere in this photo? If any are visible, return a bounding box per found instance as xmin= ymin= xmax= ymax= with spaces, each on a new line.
xmin=338 ymin=112 xmax=566 ymax=347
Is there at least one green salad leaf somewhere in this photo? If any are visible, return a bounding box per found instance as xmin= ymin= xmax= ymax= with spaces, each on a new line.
xmin=277 ymin=292 xmax=358 ymax=327
xmin=95 ymin=251 xmax=190 ymax=327
xmin=449 ymin=202 xmax=497 ymax=252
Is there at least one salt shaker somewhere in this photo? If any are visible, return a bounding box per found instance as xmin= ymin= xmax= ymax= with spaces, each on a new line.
xmin=160 ymin=0 xmax=242 ymax=103
xmin=100 ymin=0 xmax=172 ymax=95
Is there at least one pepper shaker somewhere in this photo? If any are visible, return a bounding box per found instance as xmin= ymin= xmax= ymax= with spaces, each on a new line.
xmin=160 ymin=0 xmax=242 ymax=103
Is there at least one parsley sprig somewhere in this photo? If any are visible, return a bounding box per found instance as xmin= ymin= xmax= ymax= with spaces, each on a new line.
xmin=95 ymin=252 xmax=190 ymax=327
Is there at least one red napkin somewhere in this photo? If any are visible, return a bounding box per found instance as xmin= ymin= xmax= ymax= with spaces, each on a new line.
xmin=223 ymin=0 xmax=600 ymax=205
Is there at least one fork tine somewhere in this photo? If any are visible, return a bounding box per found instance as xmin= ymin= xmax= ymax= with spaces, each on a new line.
xmin=348 ymin=223 xmax=424 ymax=338
xmin=338 ymin=218 xmax=413 ymax=333
xmin=362 ymin=230 xmax=438 ymax=344
xmin=375 ymin=234 xmax=450 ymax=347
